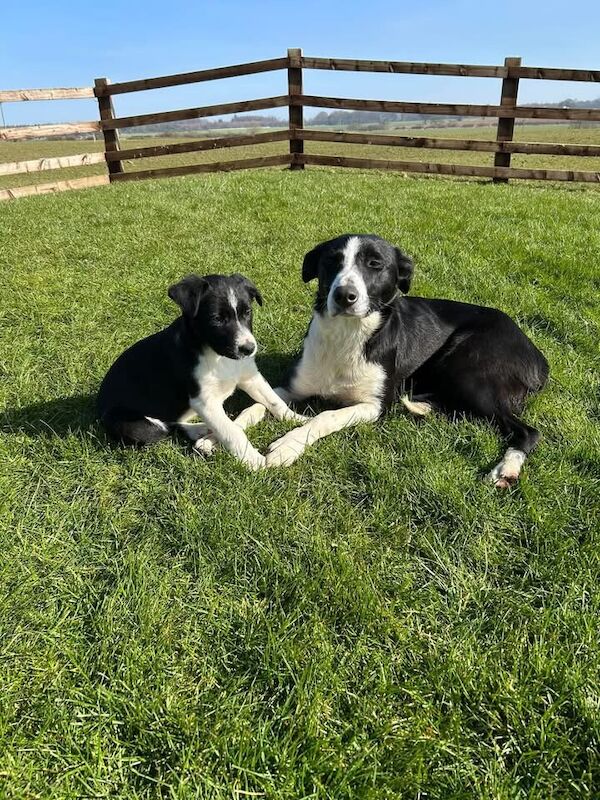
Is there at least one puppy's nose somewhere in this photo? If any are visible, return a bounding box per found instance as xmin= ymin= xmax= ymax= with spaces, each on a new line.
xmin=333 ymin=285 xmax=358 ymax=308
xmin=238 ymin=342 xmax=255 ymax=357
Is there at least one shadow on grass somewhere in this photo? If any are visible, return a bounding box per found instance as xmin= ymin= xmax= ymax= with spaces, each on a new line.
xmin=0 ymin=393 xmax=97 ymax=438
xmin=0 ymin=351 xmax=304 ymax=440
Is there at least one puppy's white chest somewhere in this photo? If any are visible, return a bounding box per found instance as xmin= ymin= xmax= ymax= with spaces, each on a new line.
xmin=193 ymin=350 xmax=252 ymax=403
xmin=292 ymin=313 xmax=385 ymax=404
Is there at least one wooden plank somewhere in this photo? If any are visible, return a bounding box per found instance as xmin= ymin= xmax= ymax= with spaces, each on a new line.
xmin=295 ymin=95 xmax=600 ymax=121
xmin=515 ymin=66 xmax=600 ymax=82
xmin=301 ymin=56 xmax=506 ymax=79
xmin=0 ymin=121 xmax=101 ymax=141
xmin=94 ymin=78 xmax=124 ymax=178
xmin=297 ymin=129 xmax=600 ymax=157
xmin=0 ymin=175 xmax=110 ymax=202
xmin=111 ymin=153 xmax=290 ymax=182
xmin=494 ymin=57 xmax=521 ymax=184
xmin=288 ymin=48 xmax=304 ymax=170
xmin=97 ymin=57 xmax=289 ymax=96
xmin=0 ymin=151 xmax=105 ymax=176
xmin=107 ymin=130 xmax=290 ymax=161
xmin=0 ymin=87 xmax=95 ymax=102
xmin=103 ymin=95 xmax=290 ymax=130
xmin=298 ymin=153 xmax=600 ymax=183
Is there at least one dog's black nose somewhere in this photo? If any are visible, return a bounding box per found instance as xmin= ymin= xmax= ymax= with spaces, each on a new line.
xmin=333 ymin=285 xmax=358 ymax=308
xmin=238 ymin=342 xmax=255 ymax=357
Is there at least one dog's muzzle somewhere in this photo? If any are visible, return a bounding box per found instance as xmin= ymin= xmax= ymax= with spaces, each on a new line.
xmin=330 ymin=283 xmax=365 ymax=316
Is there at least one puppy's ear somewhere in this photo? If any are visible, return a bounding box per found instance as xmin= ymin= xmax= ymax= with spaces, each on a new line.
xmin=395 ymin=248 xmax=414 ymax=294
xmin=168 ymin=275 xmax=209 ymax=318
xmin=302 ymin=242 xmax=326 ymax=283
xmin=231 ymin=274 xmax=263 ymax=306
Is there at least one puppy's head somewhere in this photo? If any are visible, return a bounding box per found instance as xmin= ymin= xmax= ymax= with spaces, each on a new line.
xmin=168 ymin=273 xmax=263 ymax=359
xmin=301 ymin=234 xmax=413 ymax=318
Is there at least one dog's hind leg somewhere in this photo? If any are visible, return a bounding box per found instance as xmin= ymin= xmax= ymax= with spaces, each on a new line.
xmin=486 ymin=414 xmax=540 ymax=489
xmin=101 ymin=408 xmax=172 ymax=446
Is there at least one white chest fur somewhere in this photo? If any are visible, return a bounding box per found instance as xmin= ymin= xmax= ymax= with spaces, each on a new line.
xmin=193 ymin=348 xmax=255 ymax=404
xmin=291 ymin=312 xmax=385 ymax=405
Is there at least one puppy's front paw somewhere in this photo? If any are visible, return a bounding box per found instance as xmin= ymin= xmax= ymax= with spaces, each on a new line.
xmin=193 ymin=434 xmax=217 ymax=455
xmin=241 ymin=447 xmax=266 ymax=471
xmin=266 ymin=429 xmax=307 ymax=467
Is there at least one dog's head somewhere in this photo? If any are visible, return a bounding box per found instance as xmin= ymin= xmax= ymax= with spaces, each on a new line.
xmin=168 ymin=273 xmax=263 ymax=359
xmin=301 ymin=234 xmax=413 ymax=318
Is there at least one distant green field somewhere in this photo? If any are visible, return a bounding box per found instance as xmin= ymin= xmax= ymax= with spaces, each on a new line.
xmin=2 ymin=124 xmax=600 ymax=190
xmin=1 ymin=165 xmax=599 ymax=798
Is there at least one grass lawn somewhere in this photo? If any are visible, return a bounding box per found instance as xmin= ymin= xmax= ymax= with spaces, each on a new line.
xmin=1 ymin=168 xmax=599 ymax=798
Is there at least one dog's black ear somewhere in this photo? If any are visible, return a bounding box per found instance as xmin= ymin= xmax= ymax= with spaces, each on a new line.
xmin=168 ymin=275 xmax=209 ymax=318
xmin=231 ymin=274 xmax=263 ymax=306
xmin=395 ymin=248 xmax=414 ymax=294
xmin=302 ymin=242 xmax=326 ymax=283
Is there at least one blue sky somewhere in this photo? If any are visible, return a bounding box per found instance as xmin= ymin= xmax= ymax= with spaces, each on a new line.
xmin=2 ymin=0 xmax=599 ymax=126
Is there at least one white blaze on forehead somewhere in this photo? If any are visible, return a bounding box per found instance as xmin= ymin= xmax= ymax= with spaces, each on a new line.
xmin=227 ymin=288 xmax=238 ymax=315
xmin=227 ymin=286 xmax=257 ymax=356
xmin=327 ymin=236 xmax=370 ymax=316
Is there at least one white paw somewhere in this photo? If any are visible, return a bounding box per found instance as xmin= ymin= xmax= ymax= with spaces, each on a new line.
xmin=240 ymin=447 xmax=266 ymax=471
xmin=486 ymin=449 xmax=525 ymax=489
xmin=265 ymin=430 xmax=307 ymax=467
xmin=193 ymin=434 xmax=217 ymax=455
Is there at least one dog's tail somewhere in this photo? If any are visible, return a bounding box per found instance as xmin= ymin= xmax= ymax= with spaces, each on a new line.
xmin=400 ymin=395 xmax=434 ymax=417
xmin=100 ymin=406 xmax=174 ymax=446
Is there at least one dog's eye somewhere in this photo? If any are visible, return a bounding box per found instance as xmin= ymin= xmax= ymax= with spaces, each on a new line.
xmin=368 ymin=259 xmax=383 ymax=270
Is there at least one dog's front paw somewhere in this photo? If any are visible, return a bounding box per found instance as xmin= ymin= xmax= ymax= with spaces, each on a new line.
xmin=266 ymin=429 xmax=307 ymax=467
xmin=193 ymin=434 xmax=217 ymax=455
xmin=241 ymin=446 xmax=266 ymax=471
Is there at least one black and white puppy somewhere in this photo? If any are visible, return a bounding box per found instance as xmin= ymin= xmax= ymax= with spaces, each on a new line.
xmin=234 ymin=235 xmax=548 ymax=486
xmin=97 ymin=273 xmax=305 ymax=470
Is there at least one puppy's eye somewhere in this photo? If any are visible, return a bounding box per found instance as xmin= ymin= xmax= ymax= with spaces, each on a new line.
xmin=368 ymin=259 xmax=383 ymax=270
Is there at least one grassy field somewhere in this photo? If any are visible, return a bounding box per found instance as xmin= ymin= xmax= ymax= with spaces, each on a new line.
xmin=1 ymin=123 xmax=600 ymax=190
xmin=1 ymin=168 xmax=599 ymax=798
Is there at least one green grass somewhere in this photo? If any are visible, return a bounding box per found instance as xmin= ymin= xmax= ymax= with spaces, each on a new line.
xmin=1 ymin=169 xmax=599 ymax=798
xmin=2 ymin=123 xmax=600 ymax=189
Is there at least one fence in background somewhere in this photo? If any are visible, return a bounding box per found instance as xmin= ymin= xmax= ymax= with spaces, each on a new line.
xmin=1 ymin=50 xmax=600 ymax=200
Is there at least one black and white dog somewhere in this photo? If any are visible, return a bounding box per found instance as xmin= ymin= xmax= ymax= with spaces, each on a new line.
xmin=97 ymin=273 xmax=305 ymax=470
xmin=224 ymin=235 xmax=548 ymax=486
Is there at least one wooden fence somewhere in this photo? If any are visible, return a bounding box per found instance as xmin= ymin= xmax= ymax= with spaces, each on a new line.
xmin=1 ymin=50 xmax=600 ymax=200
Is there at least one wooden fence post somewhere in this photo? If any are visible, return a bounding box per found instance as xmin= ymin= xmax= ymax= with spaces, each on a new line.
xmin=287 ymin=48 xmax=304 ymax=170
xmin=94 ymin=78 xmax=124 ymax=179
xmin=493 ymin=57 xmax=521 ymax=183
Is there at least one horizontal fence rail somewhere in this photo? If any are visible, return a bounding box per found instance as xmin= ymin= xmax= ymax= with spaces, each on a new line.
xmin=1 ymin=51 xmax=600 ymax=200
xmin=301 ymin=57 xmax=507 ymax=79
xmin=296 ymin=95 xmax=600 ymax=121
xmin=0 ymin=121 xmax=101 ymax=141
xmin=95 ymin=57 xmax=289 ymax=95
xmin=0 ymin=175 xmax=109 ymax=201
xmin=296 ymin=129 xmax=600 ymax=157
xmin=0 ymin=87 xmax=94 ymax=102
xmin=100 ymin=95 xmax=290 ymax=130
xmin=0 ymin=151 xmax=105 ymax=176
xmin=107 ymin=130 xmax=290 ymax=162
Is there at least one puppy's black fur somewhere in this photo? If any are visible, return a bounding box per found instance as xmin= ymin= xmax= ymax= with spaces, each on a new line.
xmin=97 ymin=273 xmax=261 ymax=446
